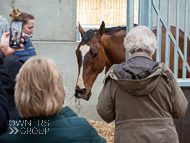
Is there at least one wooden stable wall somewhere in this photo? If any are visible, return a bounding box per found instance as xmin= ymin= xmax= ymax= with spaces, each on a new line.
xmin=77 ymin=0 xmax=138 ymax=25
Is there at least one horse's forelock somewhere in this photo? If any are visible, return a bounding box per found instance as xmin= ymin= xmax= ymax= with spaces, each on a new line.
xmin=82 ymin=29 xmax=98 ymax=42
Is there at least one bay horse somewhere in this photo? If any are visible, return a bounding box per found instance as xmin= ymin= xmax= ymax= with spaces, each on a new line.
xmin=75 ymin=21 xmax=190 ymax=100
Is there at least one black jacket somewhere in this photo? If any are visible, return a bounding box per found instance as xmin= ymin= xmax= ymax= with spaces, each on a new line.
xmin=0 ymin=55 xmax=24 ymax=120
xmin=0 ymin=50 xmax=4 ymax=65
xmin=0 ymin=50 xmax=9 ymax=135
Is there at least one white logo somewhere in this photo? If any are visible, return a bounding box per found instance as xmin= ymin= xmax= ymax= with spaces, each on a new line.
xmin=9 ymin=120 xmax=50 ymax=135
xmin=9 ymin=127 xmax=19 ymax=134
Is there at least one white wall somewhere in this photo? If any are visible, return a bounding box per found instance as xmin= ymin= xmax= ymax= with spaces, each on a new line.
xmin=0 ymin=0 xmax=77 ymax=41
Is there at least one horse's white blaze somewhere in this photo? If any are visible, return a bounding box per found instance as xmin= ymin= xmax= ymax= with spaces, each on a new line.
xmin=77 ymin=45 xmax=90 ymax=89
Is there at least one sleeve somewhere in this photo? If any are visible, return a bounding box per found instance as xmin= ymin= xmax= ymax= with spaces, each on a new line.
xmin=3 ymin=55 xmax=24 ymax=89
xmin=171 ymin=77 xmax=188 ymax=118
xmin=0 ymin=80 xmax=9 ymax=135
xmin=96 ymin=78 xmax=115 ymax=123
xmin=90 ymin=124 xmax=106 ymax=143
xmin=0 ymin=50 xmax=4 ymax=65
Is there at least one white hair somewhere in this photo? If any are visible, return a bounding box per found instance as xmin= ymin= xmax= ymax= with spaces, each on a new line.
xmin=124 ymin=25 xmax=157 ymax=56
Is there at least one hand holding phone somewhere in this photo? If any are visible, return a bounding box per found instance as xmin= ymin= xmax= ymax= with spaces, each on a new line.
xmin=1 ymin=32 xmax=24 ymax=56
xmin=9 ymin=21 xmax=23 ymax=48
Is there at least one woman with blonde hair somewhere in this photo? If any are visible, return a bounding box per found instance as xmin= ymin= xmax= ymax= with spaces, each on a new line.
xmin=97 ymin=25 xmax=188 ymax=143
xmin=0 ymin=57 xmax=105 ymax=143
xmin=9 ymin=8 xmax=36 ymax=62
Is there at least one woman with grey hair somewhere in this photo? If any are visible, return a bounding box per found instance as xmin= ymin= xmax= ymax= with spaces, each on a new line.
xmin=97 ymin=25 xmax=188 ymax=143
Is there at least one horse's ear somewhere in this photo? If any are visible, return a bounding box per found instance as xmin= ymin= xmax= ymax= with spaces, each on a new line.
xmin=97 ymin=21 xmax=105 ymax=38
xmin=78 ymin=22 xmax=85 ymax=37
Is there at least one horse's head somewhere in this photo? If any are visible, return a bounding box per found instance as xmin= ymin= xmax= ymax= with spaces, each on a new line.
xmin=75 ymin=21 xmax=106 ymax=100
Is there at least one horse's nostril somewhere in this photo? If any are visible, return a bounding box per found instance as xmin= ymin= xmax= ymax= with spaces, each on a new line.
xmin=81 ymin=88 xmax=86 ymax=94
xmin=75 ymin=88 xmax=86 ymax=94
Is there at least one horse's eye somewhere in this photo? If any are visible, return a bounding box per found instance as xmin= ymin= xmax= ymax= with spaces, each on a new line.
xmin=92 ymin=53 xmax=98 ymax=59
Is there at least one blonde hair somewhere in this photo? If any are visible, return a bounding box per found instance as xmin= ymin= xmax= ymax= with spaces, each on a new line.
xmin=124 ymin=25 xmax=157 ymax=56
xmin=9 ymin=8 xmax=34 ymax=25
xmin=15 ymin=57 xmax=65 ymax=118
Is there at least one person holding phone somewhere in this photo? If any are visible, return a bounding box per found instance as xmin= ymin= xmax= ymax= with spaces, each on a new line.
xmin=1 ymin=23 xmax=25 ymax=120
xmin=9 ymin=8 xmax=36 ymax=62
xmin=0 ymin=32 xmax=24 ymax=135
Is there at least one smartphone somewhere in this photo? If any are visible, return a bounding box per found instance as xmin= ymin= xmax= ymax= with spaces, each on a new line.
xmin=9 ymin=21 xmax=23 ymax=48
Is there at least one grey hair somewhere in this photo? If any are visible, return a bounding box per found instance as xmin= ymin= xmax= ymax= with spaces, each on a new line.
xmin=124 ymin=25 xmax=157 ymax=56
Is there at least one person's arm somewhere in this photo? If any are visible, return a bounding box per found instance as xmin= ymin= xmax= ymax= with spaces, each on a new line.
xmin=171 ymin=77 xmax=188 ymax=118
xmin=90 ymin=124 xmax=106 ymax=143
xmin=96 ymin=78 xmax=115 ymax=123
xmin=0 ymin=80 xmax=9 ymax=135
xmin=0 ymin=32 xmax=24 ymax=65
xmin=0 ymin=49 xmax=4 ymax=65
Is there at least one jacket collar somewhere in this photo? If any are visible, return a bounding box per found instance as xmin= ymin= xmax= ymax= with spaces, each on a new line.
xmin=129 ymin=52 xmax=152 ymax=60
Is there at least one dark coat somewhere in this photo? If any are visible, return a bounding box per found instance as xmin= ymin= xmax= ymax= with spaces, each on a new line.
xmin=0 ymin=80 xmax=9 ymax=136
xmin=97 ymin=52 xmax=188 ymax=143
xmin=0 ymin=106 xmax=106 ymax=143
xmin=0 ymin=50 xmax=4 ymax=65
xmin=1 ymin=55 xmax=24 ymax=120
xmin=0 ymin=50 xmax=9 ymax=135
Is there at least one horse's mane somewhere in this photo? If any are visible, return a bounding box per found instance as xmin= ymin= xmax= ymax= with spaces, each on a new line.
xmin=104 ymin=26 xmax=126 ymax=35
xmin=104 ymin=24 xmax=137 ymax=35
xmin=81 ymin=24 xmax=138 ymax=42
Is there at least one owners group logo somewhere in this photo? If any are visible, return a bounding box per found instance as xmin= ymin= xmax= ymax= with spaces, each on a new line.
xmin=9 ymin=120 xmax=49 ymax=135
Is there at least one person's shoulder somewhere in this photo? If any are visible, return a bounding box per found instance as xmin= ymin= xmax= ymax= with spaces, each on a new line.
xmin=0 ymin=15 xmax=8 ymax=24
xmin=5 ymin=55 xmax=24 ymax=63
xmin=103 ymin=64 xmax=118 ymax=83
xmin=60 ymin=106 xmax=78 ymax=117
xmin=3 ymin=55 xmax=24 ymax=68
xmin=159 ymin=62 xmax=175 ymax=80
xmin=61 ymin=106 xmax=90 ymax=126
xmin=0 ymin=15 xmax=6 ymax=20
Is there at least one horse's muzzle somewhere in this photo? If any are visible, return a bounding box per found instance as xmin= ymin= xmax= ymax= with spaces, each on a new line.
xmin=75 ymin=89 xmax=91 ymax=101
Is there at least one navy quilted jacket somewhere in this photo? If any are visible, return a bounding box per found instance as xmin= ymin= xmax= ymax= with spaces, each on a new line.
xmin=13 ymin=39 xmax=36 ymax=62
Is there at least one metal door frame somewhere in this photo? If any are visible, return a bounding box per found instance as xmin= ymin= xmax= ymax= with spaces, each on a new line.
xmin=126 ymin=0 xmax=190 ymax=86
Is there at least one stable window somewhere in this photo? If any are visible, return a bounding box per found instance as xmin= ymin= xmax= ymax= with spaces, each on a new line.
xmin=77 ymin=0 xmax=138 ymax=26
xmin=76 ymin=0 xmax=138 ymax=41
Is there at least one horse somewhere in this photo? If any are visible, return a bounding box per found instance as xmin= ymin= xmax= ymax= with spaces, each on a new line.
xmin=75 ymin=21 xmax=190 ymax=101
xmin=152 ymin=26 xmax=190 ymax=78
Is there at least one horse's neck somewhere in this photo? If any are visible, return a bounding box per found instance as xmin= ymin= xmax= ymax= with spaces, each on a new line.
xmin=101 ymin=30 xmax=126 ymax=73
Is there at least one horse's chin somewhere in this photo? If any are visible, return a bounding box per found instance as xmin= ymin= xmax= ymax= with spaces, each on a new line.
xmin=84 ymin=90 xmax=92 ymax=101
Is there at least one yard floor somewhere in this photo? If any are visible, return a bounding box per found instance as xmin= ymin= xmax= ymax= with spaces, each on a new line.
xmin=88 ymin=120 xmax=115 ymax=143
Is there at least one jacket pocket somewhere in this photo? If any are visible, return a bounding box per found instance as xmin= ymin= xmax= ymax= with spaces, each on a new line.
xmin=115 ymin=119 xmax=169 ymax=143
